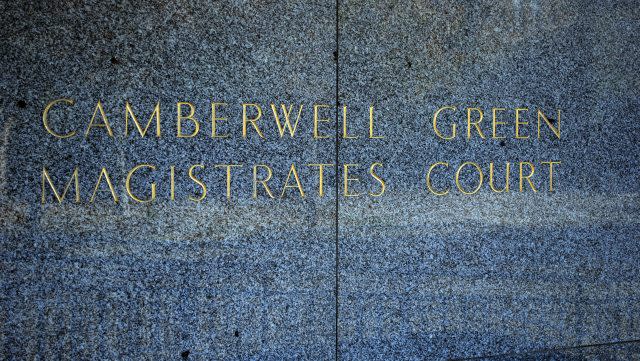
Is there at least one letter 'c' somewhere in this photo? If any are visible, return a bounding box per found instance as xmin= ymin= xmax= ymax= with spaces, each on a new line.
xmin=426 ymin=162 xmax=450 ymax=195
xmin=43 ymin=98 xmax=76 ymax=138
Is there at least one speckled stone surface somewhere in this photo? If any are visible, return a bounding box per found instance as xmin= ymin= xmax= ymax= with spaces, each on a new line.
xmin=1 ymin=0 xmax=640 ymax=360
xmin=1 ymin=0 xmax=336 ymax=359
xmin=338 ymin=0 xmax=640 ymax=360
xmin=475 ymin=340 xmax=640 ymax=360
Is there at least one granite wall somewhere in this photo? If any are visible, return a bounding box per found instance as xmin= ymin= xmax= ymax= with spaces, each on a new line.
xmin=1 ymin=0 xmax=639 ymax=360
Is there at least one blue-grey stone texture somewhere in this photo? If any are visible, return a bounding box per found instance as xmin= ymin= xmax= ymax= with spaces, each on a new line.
xmin=472 ymin=340 xmax=640 ymax=360
xmin=338 ymin=0 xmax=640 ymax=360
xmin=1 ymin=0 xmax=336 ymax=359
xmin=1 ymin=0 xmax=639 ymax=360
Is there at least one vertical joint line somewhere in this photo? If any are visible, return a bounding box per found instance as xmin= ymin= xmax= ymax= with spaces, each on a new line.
xmin=334 ymin=0 xmax=340 ymax=359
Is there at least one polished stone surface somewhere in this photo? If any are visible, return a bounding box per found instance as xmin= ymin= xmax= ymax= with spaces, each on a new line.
xmin=338 ymin=0 xmax=640 ymax=359
xmin=1 ymin=0 xmax=336 ymax=359
xmin=1 ymin=0 xmax=639 ymax=360
xmin=475 ymin=340 xmax=640 ymax=360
